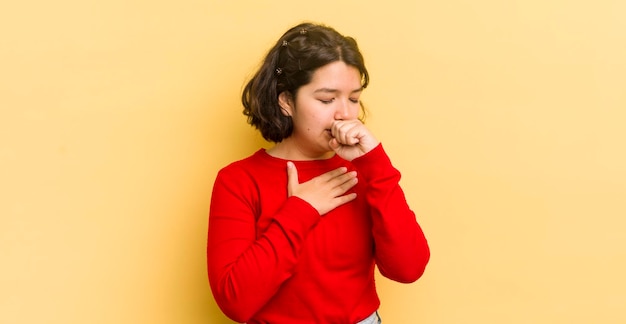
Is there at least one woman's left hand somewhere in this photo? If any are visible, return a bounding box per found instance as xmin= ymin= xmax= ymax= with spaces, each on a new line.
xmin=329 ymin=119 xmax=380 ymax=161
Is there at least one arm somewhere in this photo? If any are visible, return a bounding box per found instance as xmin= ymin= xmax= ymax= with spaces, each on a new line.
xmin=207 ymin=162 xmax=358 ymax=322
xmin=352 ymin=144 xmax=430 ymax=283
xmin=329 ymin=120 xmax=430 ymax=282
xmin=207 ymin=166 xmax=320 ymax=323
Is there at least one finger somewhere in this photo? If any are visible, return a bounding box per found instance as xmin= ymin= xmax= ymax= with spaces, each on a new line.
xmin=286 ymin=161 xmax=299 ymax=196
xmin=330 ymin=120 xmax=347 ymax=141
xmin=344 ymin=127 xmax=361 ymax=145
xmin=346 ymin=123 xmax=366 ymax=144
xmin=321 ymin=171 xmax=357 ymax=198
xmin=329 ymin=138 xmax=341 ymax=151
xmin=332 ymin=172 xmax=358 ymax=194
xmin=333 ymin=171 xmax=357 ymax=187
xmin=333 ymin=121 xmax=360 ymax=145
xmin=318 ymin=166 xmax=348 ymax=181
xmin=332 ymin=122 xmax=347 ymax=142
xmin=333 ymin=192 xmax=358 ymax=206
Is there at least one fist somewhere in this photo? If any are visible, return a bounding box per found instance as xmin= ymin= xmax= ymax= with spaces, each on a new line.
xmin=329 ymin=120 xmax=379 ymax=161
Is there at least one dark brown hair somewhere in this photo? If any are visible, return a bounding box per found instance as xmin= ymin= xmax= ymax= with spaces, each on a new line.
xmin=242 ymin=22 xmax=369 ymax=143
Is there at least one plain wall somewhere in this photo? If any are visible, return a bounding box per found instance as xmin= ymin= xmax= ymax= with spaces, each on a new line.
xmin=2 ymin=1 xmax=625 ymax=323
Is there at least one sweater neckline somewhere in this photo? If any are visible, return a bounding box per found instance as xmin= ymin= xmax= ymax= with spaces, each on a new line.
xmin=255 ymin=149 xmax=345 ymax=170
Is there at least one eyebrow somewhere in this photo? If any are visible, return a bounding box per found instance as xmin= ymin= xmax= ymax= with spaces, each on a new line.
xmin=313 ymin=87 xmax=363 ymax=94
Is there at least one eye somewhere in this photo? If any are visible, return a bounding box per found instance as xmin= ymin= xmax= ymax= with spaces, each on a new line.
xmin=349 ymin=98 xmax=360 ymax=104
xmin=319 ymin=98 xmax=335 ymax=104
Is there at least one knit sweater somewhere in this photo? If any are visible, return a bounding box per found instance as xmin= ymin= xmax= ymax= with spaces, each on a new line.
xmin=207 ymin=144 xmax=430 ymax=323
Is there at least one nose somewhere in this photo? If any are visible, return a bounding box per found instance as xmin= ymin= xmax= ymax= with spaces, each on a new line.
xmin=334 ymin=100 xmax=351 ymax=120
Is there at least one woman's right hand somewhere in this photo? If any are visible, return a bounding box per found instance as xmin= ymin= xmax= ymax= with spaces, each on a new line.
xmin=286 ymin=162 xmax=358 ymax=215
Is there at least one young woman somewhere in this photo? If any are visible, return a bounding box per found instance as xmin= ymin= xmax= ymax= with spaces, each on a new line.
xmin=207 ymin=22 xmax=430 ymax=324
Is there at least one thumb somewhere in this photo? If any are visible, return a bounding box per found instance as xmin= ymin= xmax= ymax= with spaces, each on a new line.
xmin=329 ymin=138 xmax=341 ymax=152
xmin=286 ymin=161 xmax=299 ymax=196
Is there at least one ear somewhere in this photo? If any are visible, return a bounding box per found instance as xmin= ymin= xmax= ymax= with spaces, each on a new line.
xmin=278 ymin=91 xmax=294 ymax=116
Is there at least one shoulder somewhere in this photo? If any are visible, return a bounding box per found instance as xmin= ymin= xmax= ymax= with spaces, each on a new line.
xmin=215 ymin=149 xmax=280 ymax=182
xmin=211 ymin=149 xmax=286 ymax=206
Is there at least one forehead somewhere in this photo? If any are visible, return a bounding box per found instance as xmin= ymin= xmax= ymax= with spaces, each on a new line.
xmin=306 ymin=61 xmax=362 ymax=89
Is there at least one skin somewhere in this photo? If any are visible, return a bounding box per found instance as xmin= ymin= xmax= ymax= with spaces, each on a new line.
xmin=266 ymin=61 xmax=380 ymax=215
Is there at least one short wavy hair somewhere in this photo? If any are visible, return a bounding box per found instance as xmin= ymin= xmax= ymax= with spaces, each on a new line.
xmin=242 ymin=22 xmax=369 ymax=143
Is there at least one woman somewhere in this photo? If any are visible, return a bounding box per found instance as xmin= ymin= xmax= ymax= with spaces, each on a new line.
xmin=207 ymin=22 xmax=430 ymax=324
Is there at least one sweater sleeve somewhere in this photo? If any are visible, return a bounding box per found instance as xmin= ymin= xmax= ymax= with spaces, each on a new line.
xmin=207 ymin=166 xmax=320 ymax=323
xmin=351 ymin=144 xmax=430 ymax=283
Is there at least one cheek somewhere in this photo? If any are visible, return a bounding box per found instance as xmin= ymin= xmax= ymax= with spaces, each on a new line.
xmin=304 ymin=110 xmax=329 ymax=125
xmin=293 ymin=113 xmax=323 ymax=133
xmin=350 ymin=105 xmax=361 ymax=118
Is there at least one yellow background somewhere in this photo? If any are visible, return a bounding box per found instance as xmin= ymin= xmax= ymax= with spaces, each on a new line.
xmin=2 ymin=1 xmax=625 ymax=323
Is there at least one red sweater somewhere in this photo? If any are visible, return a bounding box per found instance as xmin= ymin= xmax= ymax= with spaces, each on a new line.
xmin=207 ymin=144 xmax=429 ymax=323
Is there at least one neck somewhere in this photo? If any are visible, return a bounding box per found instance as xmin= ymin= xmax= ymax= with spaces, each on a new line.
xmin=266 ymin=139 xmax=335 ymax=161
